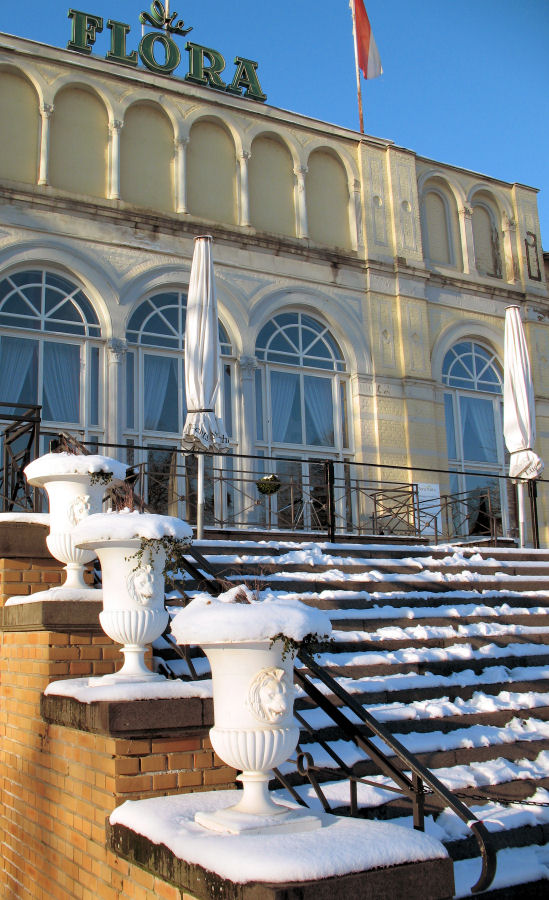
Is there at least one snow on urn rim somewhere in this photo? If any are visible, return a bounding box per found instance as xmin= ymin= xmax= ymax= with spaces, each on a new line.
xmin=25 ymin=452 xmax=128 ymax=483
xmin=170 ymin=585 xmax=332 ymax=646
xmin=72 ymin=509 xmax=193 ymax=545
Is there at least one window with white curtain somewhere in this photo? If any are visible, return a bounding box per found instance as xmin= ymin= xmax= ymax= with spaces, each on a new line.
xmin=0 ymin=269 xmax=102 ymax=438
xmin=255 ymin=312 xmax=350 ymax=455
xmin=125 ymin=291 xmax=233 ymax=444
xmin=442 ymin=340 xmax=507 ymax=535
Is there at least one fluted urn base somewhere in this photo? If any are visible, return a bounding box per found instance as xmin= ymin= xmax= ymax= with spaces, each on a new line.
xmin=195 ymin=788 xmax=321 ymax=835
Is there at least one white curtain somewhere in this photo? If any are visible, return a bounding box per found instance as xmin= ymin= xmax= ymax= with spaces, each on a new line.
xmin=460 ymin=396 xmax=497 ymax=463
xmin=304 ymin=375 xmax=334 ymax=446
xmin=271 ymin=371 xmax=300 ymax=443
xmin=144 ymin=354 xmax=175 ymax=432
xmin=43 ymin=342 xmax=80 ymax=422
xmin=0 ymin=336 xmax=37 ymax=407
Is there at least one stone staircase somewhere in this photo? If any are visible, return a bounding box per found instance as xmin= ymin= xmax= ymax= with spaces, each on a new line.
xmin=154 ymin=539 xmax=549 ymax=897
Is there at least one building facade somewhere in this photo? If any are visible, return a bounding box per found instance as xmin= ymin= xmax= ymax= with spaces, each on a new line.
xmin=0 ymin=30 xmax=548 ymax=539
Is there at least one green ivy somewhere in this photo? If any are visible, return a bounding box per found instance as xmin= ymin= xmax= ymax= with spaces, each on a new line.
xmin=89 ymin=471 xmax=113 ymax=485
xmin=127 ymin=535 xmax=192 ymax=579
xmin=269 ymin=631 xmax=333 ymax=661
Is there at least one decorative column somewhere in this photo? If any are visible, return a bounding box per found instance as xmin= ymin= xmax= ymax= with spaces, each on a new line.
xmin=351 ymin=178 xmax=364 ymax=252
xmin=38 ymin=103 xmax=54 ymax=186
xmin=502 ymin=213 xmax=520 ymax=283
xmin=238 ymin=356 xmax=258 ymax=526
xmin=294 ymin=165 xmax=309 ymax=239
xmin=238 ymin=356 xmax=257 ymax=457
xmin=108 ymin=120 xmax=123 ymax=200
xmin=459 ymin=205 xmax=475 ymax=274
xmin=239 ymin=150 xmax=251 ymax=227
xmin=106 ymin=339 xmax=127 ymax=448
xmin=175 ymin=137 xmax=189 ymax=214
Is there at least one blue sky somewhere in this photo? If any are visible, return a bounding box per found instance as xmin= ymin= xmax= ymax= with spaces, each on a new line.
xmin=3 ymin=1 xmax=549 ymax=247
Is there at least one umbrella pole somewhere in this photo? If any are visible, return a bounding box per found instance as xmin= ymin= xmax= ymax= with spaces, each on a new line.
xmin=197 ymin=453 xmax=205 ymax=541
xmin=517 ymin=480 xmax=527 ymax=548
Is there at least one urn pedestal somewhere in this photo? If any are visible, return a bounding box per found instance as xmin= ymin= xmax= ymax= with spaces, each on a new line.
xmin=80 ymin=537 xmax=168 ymax=681
xmin=195 ymin=639 xmax=321 ymax=835
xmin=74 ymin=510 xmax=193 ymax=683
xmin=23 ymin=453 xmax=127 ymax=601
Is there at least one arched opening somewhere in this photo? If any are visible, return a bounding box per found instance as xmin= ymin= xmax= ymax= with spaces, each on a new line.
xmin=0 ymin=69 xmax=39 ymax=184
xmin=472 ymin=194 xmax=502 ymax=278
xmin=249 ymin=134 xmax=295 ymax=236
xmin=187 ymin=120 xmax=236 ymax=225
xmin=305 ymin=150 xmax=351 ymax=249
xmin=120 ymin=102 xmax=175 ymax=212
xmin=49 ymin=87 xmax=108 ymax=198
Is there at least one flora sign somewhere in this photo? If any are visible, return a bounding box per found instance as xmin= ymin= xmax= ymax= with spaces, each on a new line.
xmin=67 ymin=3 xmax=267 ymax=102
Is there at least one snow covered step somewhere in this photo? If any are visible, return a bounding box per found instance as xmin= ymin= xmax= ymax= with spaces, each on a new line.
xmin=280 ymin=735 xmax=549 ymax=787
xmin=291 ymin=590 xmax=549 ymax=611
xmin=296 ymin=693 xmax=549 ymax=736
xmin=332 ymin=611 xmax=549 ymax=631
xmin=294 ymin=665 xmax=549 ymax=709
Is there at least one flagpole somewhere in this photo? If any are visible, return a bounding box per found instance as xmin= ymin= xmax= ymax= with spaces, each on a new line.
xmin=350 ymin=0 xmax=365 ymax=134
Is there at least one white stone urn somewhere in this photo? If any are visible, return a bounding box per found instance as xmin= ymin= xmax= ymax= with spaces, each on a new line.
xmin=23 ymin=452 xmax=128 ymax=600
xmin=74 ymin=510 xmax=193 ymax=682
xmin=171 ymin=585 xmax=332 ymax=834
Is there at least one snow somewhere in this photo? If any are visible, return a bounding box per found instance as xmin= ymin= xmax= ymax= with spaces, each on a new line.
xmin=5 ymin=587 xmax=100 ymax=605
xmin=314 ymin=640 xmax=549 ymax=669
xmin=298 ymin=688 xmax=549 ymax=730
xmin=24 ymin=452 xmax=128 ymax=481
xmin=275 ymin=751 xmax=549 ymax=815
xmin=454 ymin=844 xmax=549 ymax=897
xmin=109 ymin=791 xmax=447 ymax=884
xmin=280 ymin=717 xmax=549 ymax=775
xmin=170 ymin=585 xmax=332 ymax=646
xmin=295 ymin=663 xmax=549 ymax=699
xmin=0 ymin=512 xmax=50 ymax=525
xmin=72 ymin=509 xmax=193 ymax=544
xmin=44 ymin=675 xmax=212 ymax=702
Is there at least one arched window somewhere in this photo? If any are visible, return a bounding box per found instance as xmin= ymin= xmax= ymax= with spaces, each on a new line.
xmin=255 ymin=312 xmax=349 ymax=451
xmin=125 ymin=291 xmax=233 ymax=443
xmin=0 ymin=269 xmax=102 ymax=437
xmin=442 ymin=340 xmax=508 ymax=535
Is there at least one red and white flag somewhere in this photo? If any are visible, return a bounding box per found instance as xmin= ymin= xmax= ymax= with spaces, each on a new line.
xmin=351 ymin=0 xmax=383 ymax=79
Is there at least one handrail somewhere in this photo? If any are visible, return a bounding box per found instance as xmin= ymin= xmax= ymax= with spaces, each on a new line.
xmin=294 ymin=649 xmax=497 ymax=894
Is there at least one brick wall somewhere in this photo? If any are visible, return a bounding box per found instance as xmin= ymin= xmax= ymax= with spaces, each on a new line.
xmin=0 ymin=600 xmax=235 ymax=899
xmin=0 ymin=555 xmax=65 ymax=605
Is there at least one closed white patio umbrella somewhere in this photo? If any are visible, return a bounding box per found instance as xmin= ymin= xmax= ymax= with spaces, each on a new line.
xmin=503 ymin=305 xmax=543 ymax=547
xmin=182 ymin=236 xmax=229 ymax=539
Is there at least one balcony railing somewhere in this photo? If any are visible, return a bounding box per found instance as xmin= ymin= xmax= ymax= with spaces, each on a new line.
xmin=48 ymin=439 xmax=547 ymax=545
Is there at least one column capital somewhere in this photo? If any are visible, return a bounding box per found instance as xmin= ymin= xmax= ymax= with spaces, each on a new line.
xmin=107 ymin=338 xmax=127 ymax=363
xmin=175 ymin=135 xmax=189 ymax=148
xmin=459 ymin=205 xmax=473 ymax=219
xmin=239 ymin=355 xmax=258 ymax=378
xmin=40 ymin=103 xmax=54 ymax=118
xmin=294 ymin=164 xmax=308 ymax=178
xmin=109 ymin=119 xmax=123 ymax=134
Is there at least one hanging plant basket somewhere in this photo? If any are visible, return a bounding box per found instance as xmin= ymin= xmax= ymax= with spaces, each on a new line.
xmin=256 ymin=474 xmax=281 ymax=496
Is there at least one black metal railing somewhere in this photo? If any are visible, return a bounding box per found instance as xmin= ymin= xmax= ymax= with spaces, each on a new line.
xmin=273 ymin=650 xmax=497 ymax=894
xmin=0 ymin=402 xmax=41 ymax=512
xmin=97 ymin=441 xmax=539 ymax=546
xmin=9 ymin=433 xmax=545 ymax=546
